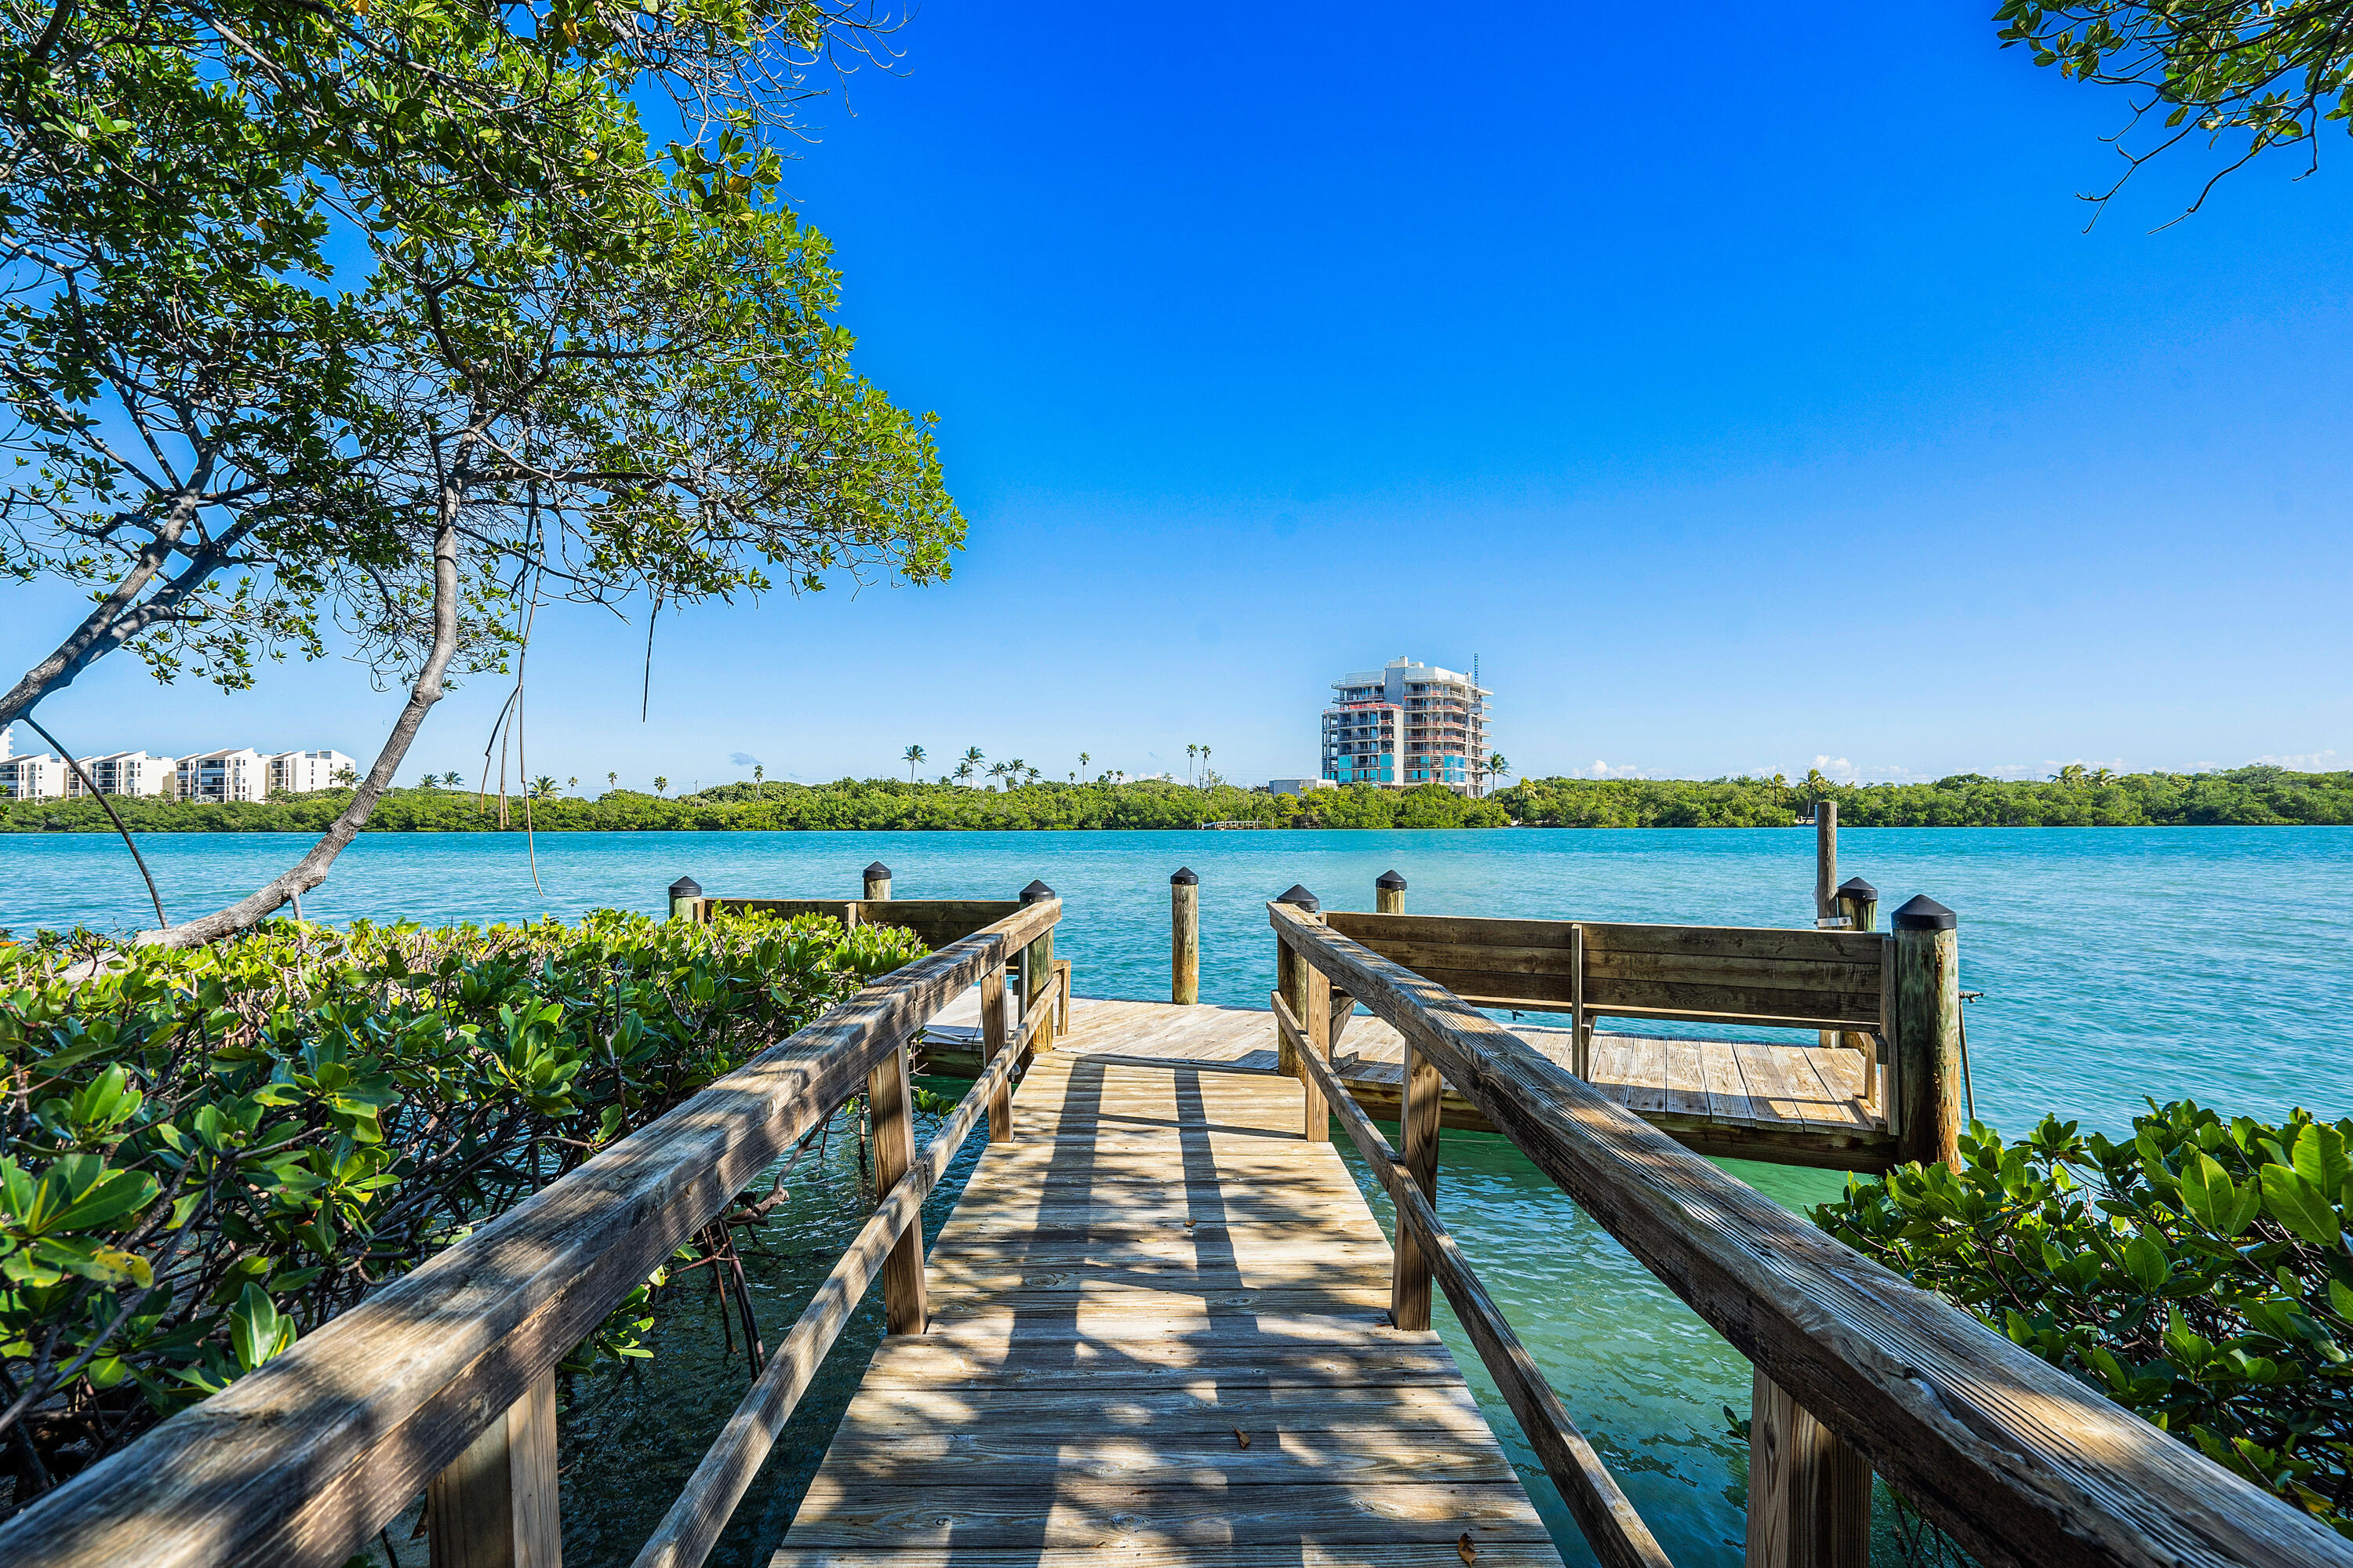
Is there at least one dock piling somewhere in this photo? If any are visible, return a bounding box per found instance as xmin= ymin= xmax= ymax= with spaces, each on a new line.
xmin=1169 ymin=867 xmax=1199 ymax=1004
xmin=1891 ymin=894 xmax=1963 ymax=1170
xmin=1376 ymin=868 xmax=1407 ymax=915
xmin=862 ymin=860 xmax=892 ymax=901
xmin=667 ymin=875 xmax=701 ymax=922
xmin=1835 ymin=878 xmax=1880 ymax=1076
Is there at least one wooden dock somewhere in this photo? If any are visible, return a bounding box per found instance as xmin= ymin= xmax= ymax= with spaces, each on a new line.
xmin=917 ymin=994 xmax=1891 ymax=1171
xmin=772 ymin=1047 xmax=1565 ymax=1567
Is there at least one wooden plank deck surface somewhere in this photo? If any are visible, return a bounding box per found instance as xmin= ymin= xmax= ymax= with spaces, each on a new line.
xmin=918 ymin=995 xmax=1883 ymax=1153
xmin=773 ymin=1050 xmax=1565 ymax=1568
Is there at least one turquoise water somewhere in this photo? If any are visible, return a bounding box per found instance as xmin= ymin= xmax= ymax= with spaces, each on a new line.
xmin=7 ymin=828 xmax=2350 ymax=1564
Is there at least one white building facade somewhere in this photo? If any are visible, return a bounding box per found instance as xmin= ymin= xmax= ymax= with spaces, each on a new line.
xmin=270 ymin=749 xmax=356 ymax=794
xmin=0 ymin=752 xmax=72 ymax=800
xmin=178 ymin=748 xmax=270 ymax=803
xmin=71 ymin=751 xmax=177 ymax=798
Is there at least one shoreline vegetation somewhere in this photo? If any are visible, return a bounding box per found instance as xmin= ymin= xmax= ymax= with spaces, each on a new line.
xmin=2 ymin=766 xmax=2347 ymax=834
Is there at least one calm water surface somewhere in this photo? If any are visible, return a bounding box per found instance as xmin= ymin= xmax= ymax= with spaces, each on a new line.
xmin=6 ymin=827 xmax=2349 ymax=1564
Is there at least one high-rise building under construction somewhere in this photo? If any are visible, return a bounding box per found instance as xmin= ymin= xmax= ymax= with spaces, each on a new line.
xmin=1319 ymin=657 xmax=1491 ymax=795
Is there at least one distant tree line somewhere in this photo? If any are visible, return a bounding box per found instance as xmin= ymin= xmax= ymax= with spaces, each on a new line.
xmin=1495 ymin=766 xmax=2353 ymax=828
xmin=3 ymin=766 xmax=2345 ymax=834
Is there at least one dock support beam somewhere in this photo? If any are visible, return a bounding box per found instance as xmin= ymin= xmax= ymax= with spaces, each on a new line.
xmin=867 ymin=1038 xmax=927 ymax=1334
xmin=1892 ymin=895 xmax=1964 ymax=1170
xmin=1170 ymin=868 xmax=1198 ymax=1005
xmin=1746 ymin=1367 xmax=1870 ymax=1568
xmin=428 ymin=1369 xmax=562 ymax=1568
xmin=1375 ymin=868 xmax=1406 ymax=915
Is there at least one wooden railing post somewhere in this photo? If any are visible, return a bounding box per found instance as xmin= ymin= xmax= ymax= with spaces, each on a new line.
xmin=1746 ymin=1367 xmax=1871 ymax=1568
xmin=1569 ymin=922 xmax=1591 ymax=1079
xmin=1814 ymin=801 xmax=1838 ymax=1046
xmin=1834 ymin=878 xmax=1879 ymax=1094
xmin=1274 ymin=885 xmax=1318 ymax=1078
xmin=1019 ymin=880 xmax=1056 ymax=1050
xmin=1170 ymin=867 xmax=1199 ymax=1004
xmin=1375 ymin=868 xmax=1406 ymax=915
xmin=667 ymin=875 xmax=701 ymax=923
xmin=863 ymin=860 xmax=892 ymax=901
xmin=866 ymin=1037 xmax=927 ymax=1334
xmin=428 ymin=1368 xmax=562 ymax=1568
xmin=1391 ymin=1036 xmax=1441 ymax=1330
xmin=981 ymin=958 xmax=1012 ymax=1144
xmin=1891 ymin=894 xmax=1962 ymax=1170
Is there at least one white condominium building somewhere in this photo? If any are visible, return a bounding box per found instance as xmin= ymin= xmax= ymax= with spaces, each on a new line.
xmin=70 ymin=751 xmax=176 ymax=798
xmin=270 ymin=749 xmax=356 ymax=794
xmin=0 ymin=752 xmax=71 ymax=800
xmin=178 ymin=747 xmax=270 ymax=803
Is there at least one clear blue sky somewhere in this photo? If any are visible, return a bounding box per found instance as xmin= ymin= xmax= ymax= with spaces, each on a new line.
xmin=10 ymin=1 xmax=2351 ymax=790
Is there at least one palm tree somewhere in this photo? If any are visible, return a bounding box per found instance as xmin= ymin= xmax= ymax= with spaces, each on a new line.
xmin=1487 ymin=751 xmax=1509 ymax=784
xmin=904 ymin=744 xmax=926 ymax=782
xmin=607 ymin=771 xmax=618 ymax=792
xmin=2053 ymin=762 xmax=2088 ymax=787
xmin=653 ymin=776 xmax=669 ymax=796
xmin=1185 ymin=743 xmax=1198 ymax=784
xmin=953 ymin=760 xmax=974 ymax=784
xmin=566 ymin=776 xmax=577 ymax=794
xmin=1006 ymin=757 xmax=1027 ymax=788
xmin=1026 ymin=766 xmax=1042 ymax=785
xmin=1198 ymin=744 xmax=1211 ymax=785
xmin=442 ymin=770 xmax=464 ymax=788
xmin=963 ymin=745 xmax=984 ymax=772
xmin=2090 ymin=766 xmax=2116 ymax=786
xmin=528 ymin=776 xmax=558 ymax=799
xmin=751 ymin=763 xmax=764 ymax=797
xmin=1078 ymin=751 xmax=1090 ymax=774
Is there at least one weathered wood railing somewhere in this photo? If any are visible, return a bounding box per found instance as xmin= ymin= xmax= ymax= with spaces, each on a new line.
xmin=0 ymin=890 xmax=1064 ymax=1568
xmin=1277 ymin=879 xmax=1959 ymax=1172
xmin=1267 ymin=894 xmax=2353 ymax=1568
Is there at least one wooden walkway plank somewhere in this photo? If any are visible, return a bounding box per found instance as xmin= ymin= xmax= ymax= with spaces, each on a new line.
xmin=775 ymin=1049 xmax=1565 ymax=1568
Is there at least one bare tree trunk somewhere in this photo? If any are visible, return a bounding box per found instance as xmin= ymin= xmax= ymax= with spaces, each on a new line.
xmin=140 ymin=510 xmax=463 ymax=948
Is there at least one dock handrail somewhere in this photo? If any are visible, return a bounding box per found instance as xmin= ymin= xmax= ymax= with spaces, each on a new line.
xmin=0 ymin=895 xmax=1061 ymax=1568
xmin=1268 ymin=897 xmax=2353 ymax=1568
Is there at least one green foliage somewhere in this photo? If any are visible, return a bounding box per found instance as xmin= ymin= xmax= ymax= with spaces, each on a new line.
xmin=1995 ymin=1 xmax=2353 ymax=214
xmin=1495 ymin=766 xmax=2353 ymax=828
xmin=0 ymin=908 xmax=923 ymax=1501
xmin=1815 ymin=1105 xmax=2353 ymax=1535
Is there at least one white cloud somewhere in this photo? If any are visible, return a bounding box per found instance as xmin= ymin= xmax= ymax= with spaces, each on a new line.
xmin=2249 ymin=748 xmax=2338 ymax=769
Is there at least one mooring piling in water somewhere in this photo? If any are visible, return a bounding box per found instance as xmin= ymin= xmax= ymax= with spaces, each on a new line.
xmin=1169 ymin=866 xmax=1199 ymax=1004
xmin=667 ymin=875 xmax=702 ymax=922
xmin=862 ymin=860 xmax=892 ymax=901
xmin=1376 ymin=867 xmax=1407 ymax=914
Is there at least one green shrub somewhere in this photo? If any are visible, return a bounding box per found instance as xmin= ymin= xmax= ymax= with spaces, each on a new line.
xmin=1814 ymin=1104 xmax=2353 ymax=1535
xmin=0 ymin=909 xmax=924 ymax=1506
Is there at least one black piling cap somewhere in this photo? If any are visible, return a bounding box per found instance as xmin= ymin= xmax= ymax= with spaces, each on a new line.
xmin=1891 ymin=894 xmax=1956 ymax=931
xmin=864 ymin=860 xmax=893 ymax=880
xmin=1375 ymin=869 xmax=1407 ymax=890
xmin=1170 ymin=867 xmax=1198 ymax=886
xmin=1835 ymin=876 xmax=1878 ymax=902
xmin=1275 ymin=883 xmax=1321 ymax=913
xmin=1020 ymin=879 xmax=1056 ymax=904
xmin=668 ymin=875 xmax=703 ymax=899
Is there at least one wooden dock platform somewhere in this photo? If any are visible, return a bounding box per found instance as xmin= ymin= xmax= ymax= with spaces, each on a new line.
xmin=917 ymin=994 xmax=1893 ymax=1172
xmin=772 ymin=1047 xmax=1565 ymax=1568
